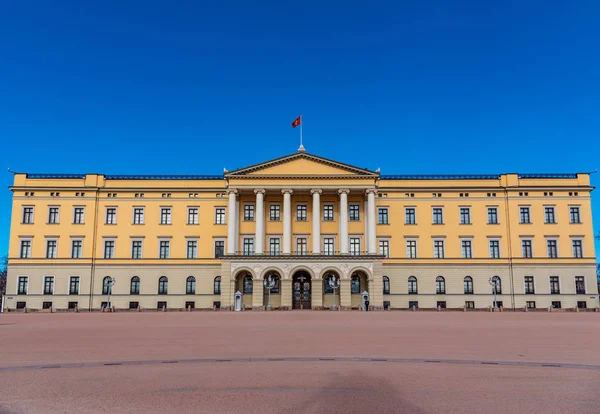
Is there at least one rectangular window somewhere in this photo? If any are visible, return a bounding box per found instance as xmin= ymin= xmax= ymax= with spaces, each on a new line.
xmin=461 ymin=240 xmax=472 ymax=259
xmin=159 ymin=240 xmax=170 ymax=259
xmin=521 ymin=240 xmax=533 ymax=258
xmin=460 ymin=207 xmax=471 ymax=224
xmin=405 ymin=208 xmax=416 ymax=224
xmin=378 ymin=239 xmax=389 ymax=258
xmin=105 ymin=207 xmax=117 ymax=224
xmin=44 ymin=276 xmax=54 ymax=295
xmin=243 ymin=204 xmax=255 ymax=221
xmin=378 ymin=208 xmax=389 ymax=224
xmin=296 ymin=238 xmax=308 ymax=255
xmin=215 ymin=208 xmax=226 ymax=224
xmin=269 ymin=204 xmax=280 ymax=221
xmin=133 ymin=207 xmax=145 ymax=224
xmin=550 ymin=276 xmax=560 ymax=294
xmin=104 ymin=240 xmax=115 ymax=259
xmin=465 ymin=301 xmax=475 ymax=309
xmin=437 ymin=301 xmax=447 ymax=309
xmin=547 ymin=240 xmax=558 ymax=258
xmin=487 ymin=207 xmax=498 ymax=224
xmin=572 ymin=240 xmax=583 ymax=258
xmin=69 ymin=277 xmax=80 ymax=295
xmin=214 ymin=240 xmax=225 ymax=258
xmin=524 ymin=276 xmax=535 ymax=294
xmin=131 ymin=240 xmax=143 ymax=259
xmin=187 ymin=240 xmax=198 ymax=259
xmin=570 ymin=207 xmax=581 ymax=224
xmin=520 ymin=207 xmax=531 ymax=224
xmin=408 ymin=301 xmax=419 ymax=309
xmin=323 ymin=238 xmax=334 ymax=255
xmin=187 ymin=207 xmax=199 ymax=224
xmin=48 ymin=207 xmax=59 ymax=224
xmin=16 ymin=301 xmax=26 ymax=309
xmin=243 ymin=238 xmax=254 ymax=255
xmin=406 ymin=240 xmax=417 ymax=259
xmin=129 ymin=302 xmax=139 ymax=309
xmin=544 ymin=206 xmax=556 ymax=224
xmin=43 ymin=301 xmax=52 ymax=309
xmin=296 ymin=204 xmax=307 ymax=221
xmin=551 ymin=301 xmax=561 ymax=309
xmin=22 ymin=207 xmax=34 ymax=224
xmin=577 ymin=301 xmax=587 ymax=309
xmin=73 ymin=207 xmax=85 ymax=224
xmin=160 ymin=208 xmax=172 ymax=224
xmin=408 ymin=279 xmax=418 ymax=294
xmin=575 ymin=276 xmax=586 ymax=294
xmin=432 ymin=207 xmax=443 ymax=224
xmin=20 ymin=240 xmax=31 ymax=258
xmin=526 ymin=301 xmax=536 ymax=309
xmin=68 ymin=301 xmax=78 ymax=309
xmin=349 ymin=204 xmax=360 ymax=221
xmin=46 ymin=240 xmax=57 ymax=259
xmin=350 ymin=238 xmax=361 ymax=255
xmin=489 ymin=240 xmax=500 ymax=258
xmin=269 ymin=238 xmax=281 ymax=255
xmin=323 ymin=204 xmax=334 ymax=221
xmin=71 ymin=240 xmax=83 ymax=259
xmin=18 ymin=276 xmax=28 ymax=294
xmin=433 ymin=240 xmax=445 ymax=259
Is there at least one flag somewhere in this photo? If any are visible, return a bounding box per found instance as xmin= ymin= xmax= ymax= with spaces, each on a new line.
xmin=292 ymin=116 xmax=301 ymax=128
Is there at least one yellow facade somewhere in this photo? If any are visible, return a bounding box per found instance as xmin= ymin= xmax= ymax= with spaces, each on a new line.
xmin=4 ymin=151 xmax=598 ymax=311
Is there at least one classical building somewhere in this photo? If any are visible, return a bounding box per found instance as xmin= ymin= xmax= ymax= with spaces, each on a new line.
xmin=4 ymin=149 xmax=598 ymax=311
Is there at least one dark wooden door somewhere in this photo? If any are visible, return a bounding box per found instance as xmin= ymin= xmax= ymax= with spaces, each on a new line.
xmin=292 ymin=273 xmax=311 ymax=310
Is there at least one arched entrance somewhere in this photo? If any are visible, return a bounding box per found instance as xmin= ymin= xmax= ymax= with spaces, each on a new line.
xmin=322 ymin=271 xmax=342 ymax=310
xmin=351 ymin=271 xmax=369 ymax=309
xmin=292 ymin=271 xmax=311 ymax=310
xmin=234 ymin=271 xmax=254 ymax=310
xmin=263 ymin=271 xmax=282 ymax=310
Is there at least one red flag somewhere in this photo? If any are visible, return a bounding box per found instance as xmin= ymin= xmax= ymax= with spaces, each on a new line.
xmin=291 ymin=116 xmax=301 ymax=128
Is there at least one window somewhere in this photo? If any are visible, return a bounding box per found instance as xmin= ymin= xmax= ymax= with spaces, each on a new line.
xmin=544 ymin=207 xmax=556 ymax=224
xmin=432 ymin=207 xmax=443 ymax=224
xmin=405 ymin=208 xmax=416 ymax=224
xmin=69 ymin=277 xmax=80 ymax=295
xmin=185 ymin=301 xmax=195 ymax=309
xmin=72 ymin=240 xmax=83 ymax=258
xmin=296 ymin=204 xmax=307 ymax=221
xmin=186 ymin=276 xmax=196 ymax=294
xmin=351 ymin=275 xmax=361 ymax=294
xmin=159 ymin=240 xmax=170 ymax=259
xmin=131 ymin=240 xmax=143 ymax=259
xmin=460 ymin=207 xmax=471 ymax=224
xmin=378 ymin=208 xmax=389 ymax=224
xmin=269 ymin=204 xmax=280 ymax=221
xmin=323 ymin=238 xmax=334 ymax=255
xmin=383 ymin=276 xmax=390 ymax=294
xmin=527 ymin=301 xmax=536 ymax=309
xmin=133 ymin=207 xmax=145 ymax=224
xmin=461 ymin=240 xmax=472 ymax=259
xmin=129 ymin=302 xmax=139 ymax=309
xmin=68 ymin=301 xmax=78 ymax=309
xmin=214 ymin=276 xmax=221 ymax=294
xmin=187 ymin=240 xmax=198 ymax=259
xmin=570 ymin=207 xmax=581 ymax=224
xmin=46 ymin=240 xmax=57 ymax=259
xmin=433 ymin=240 xmax=445 ymax=259
xmin=408 ymin=276 xmax=418 ymax=294
xmin=102 ymin=276 xmax=112 ymax=295
xmin=243 ymin=275 xmax=253 ymax=294
xmin=524 ymin=276 xmax=535 ymax=294
xmin=572 ymin=240 xmax=583 ymax=258
xmin=73 ymin=207 xmax=85 ymax=224
xmin=48 ymin=207 xmax=59 ymax=224
xmin=43 ymin=302 xmax=52 ymax=309
xmin=157 ymin=301 xmax=167 ymax=309
xmin=489 ymin=240 xmax=500 ymax=258
xmin=409 ymin=301 xmax=419 ymax=309
xmin=436 ymin=276 xmax=446 ymax=294
xmin=323 ymin=204 xmax=334 ymax=221
xmin=487 ymin=207 xmax=498 ymax=224
xmin=551 ymin=301 xmax=561 ymax=309
xmin=214 ymin=240 xmax=225 ymax=258
xmin=294 ymin=237 xmax=307 ymax=255
xmin=521 ymin=240 xmax=533 ymax=258
xmin=491 ymin=276 xmax=502 ymax=294
xmin=158 ymin=276 xmax=168 ymax=295
xmin=464 ymin=276 xmax=473 ymax=294
xmin=104 ymin=240 xmax=115 ymax=259
xmin=577 ymin=301 xmax=587 ymax=309
xmin=378 ymin=239 xmax=389 ymax=258
xmin=160 ymin=208 xmax=172 ymax=225
xmin=550 ymin=276 xmax=560 ymax=294
xmin=243 ymin=238 xmax=254 ymax=255
xmin=44 ymin=276 xmax=54 ymax=295
xmin=406 ymin=240 xmax=417 ymax=259
xmin=16 ymin=301 xmax=26 ymax=309
xmin=437 ymin=301 xmax=447 ymax=309
xmin=520 ymin=207 xmax=531 ymax=224
xmin=105 ymin=208 xmax=117 ymax=224
xmin=215 ymin=208 xmax=226 ymax=224
xmin=243 ymin=204 xmax=255 ymax=221
xmin=349 ymin=204 xmax=360 ymax=221
xmin=349 ymin=238 xmax=361 ymax=255
xmin=20 ymin=240 xmax=31 ymax=258
xmin=323 ymin=274 xmax=336 ymax=294
xmin=130 ymin=276 xmax=140 ymax=295
xmin=22 ymin=207 xmax=34 ymax=224
xmin=269 ymin=238 xmax=281 ymax=255
xmin=187 ymin=207 xmax=199 ymax=224
xmin=575 ymin=276 xmax=585 ymax=294
xmin=547 ymin=239 xmax=558 ymax=258
xmin=465 ymin=301 xmax=475 ymax=309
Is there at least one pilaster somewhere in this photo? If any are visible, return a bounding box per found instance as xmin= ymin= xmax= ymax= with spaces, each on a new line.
xmin=252 ymin=279 xmax=264 ymax=310
xmin=340 ymin=278 xmax=351 ymax=309
xmin=281 ymin=279 xmax=292 ymax=310
xmin=312 ymin=279 xmax=323 ymax=310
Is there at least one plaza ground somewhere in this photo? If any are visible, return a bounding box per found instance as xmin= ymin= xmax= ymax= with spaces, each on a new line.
xmin=1 ymin=312 xmax=599 ymax=413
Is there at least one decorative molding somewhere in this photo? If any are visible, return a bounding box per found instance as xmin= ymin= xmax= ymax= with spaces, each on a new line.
xmin=229 ymin=260 xmax=376 ymax=280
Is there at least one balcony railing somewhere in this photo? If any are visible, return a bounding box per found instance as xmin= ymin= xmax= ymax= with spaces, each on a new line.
xmin=226 ymin=250 xmax=379 ymax=257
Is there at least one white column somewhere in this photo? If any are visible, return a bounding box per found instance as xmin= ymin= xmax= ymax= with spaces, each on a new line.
xmin=227 ymin=189 xmax=238 ymax=254
xmin=254 ymin=189 xmax=265 ymax=254
xmin=338 ymin=189 xmax=349 ymax=254
xmin=367 ymin=189 xmax=377 ymax=254
xmin=311 ymin=189 xmax=322 ymax=254
xmin=282 ymin=189 xmax=293 ymax=254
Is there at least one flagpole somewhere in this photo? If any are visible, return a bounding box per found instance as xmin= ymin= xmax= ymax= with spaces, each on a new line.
xmin=300 ymin=114 xmax=303 ymax=148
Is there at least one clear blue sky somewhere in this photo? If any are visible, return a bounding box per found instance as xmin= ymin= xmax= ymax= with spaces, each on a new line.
xmin=1 ymin=1 xmax=599 ymax=257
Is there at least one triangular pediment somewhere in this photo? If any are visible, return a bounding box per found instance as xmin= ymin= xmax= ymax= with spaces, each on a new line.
xmin=225 ymin=152 xmax=378 ymax=177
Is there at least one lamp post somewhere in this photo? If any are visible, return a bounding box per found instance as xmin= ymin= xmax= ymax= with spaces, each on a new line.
xmin=263 ymin=274 xmax=276 ymax=310
xmin=328 ymin=274 xmax=341 ymax=310
xmin=105 ymin=277 xmax=115 ymax=311
xmin=488 ymin=277 xmax=497 ymax=309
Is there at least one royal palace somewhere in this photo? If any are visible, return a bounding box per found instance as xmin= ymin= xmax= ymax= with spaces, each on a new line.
xmin=4 ymin=149 xmax=598 ymax=311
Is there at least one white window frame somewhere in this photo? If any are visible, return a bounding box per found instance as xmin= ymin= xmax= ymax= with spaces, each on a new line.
xmin=105 ymin=206 xmax=117 ymax=225
xmin=295 ymin=235 xmax=309 ymax=255
xmin=22 ymin=205 xmax=35 ymax=224
xmin=213 ymin=237 xmax=226 ymax=258
xmin=544 ymin=205 xmax=556 ymax=224
xmin=214 ymin=207 xmax=226 ymax=224
xmin=460 ymin=237 xmax=473 ymax=259
xmin=378 ymin=207 xmax=389 ymax=224
xmin=187 ymin=206 xmax=199 ymax=225
xmin=68 ymin=275 xmax=80 ymax=295
xmin=519 ymin=205 xmax=531 ymax=224
xmin=404 ymin=207 xmax=416 ymax=225
xmin=322 ymin=236 xmax=336 ymax=255
xmin=487 ymin=206 xmax=499 ymax=224
xmin=103 ymin=238 xmax=116 ymax=259
xmin=17 ymin=275 xmax=29 ymax=295
xmin=488 ymin=238 xmax=501 ymax=259
xmin=158 ymin=238 xmax=171 ymax=259
xmin=269 ymin=203 xmax=281 ymax=222
xmin=546 ymin=237 xmax=559 ymax=258
xmin=72 ymin=206 xmax=85 ymax=224
xmin=43 ymin=275 xmax=55 ymax=295
xmin=378 ymin=238 xmax=390 ymax=258
xmin=459 ymin=206 xmax=471 ymax=225
xmin=132 ymin=206 xmax=145 ymax=225
xmin=520 ymin=237 xmax=534 ymax=258
xmin=323 ymin=204 xmax=335 ymax=221
xmin=243 ymin=203 xmax=255 ymax=222
xmin=405 ymin=237 xmax=418 ymax=259
xmin=242 ymin=236 xmax=255 ymax=255
xmin=349 ymin=236 xmax=362 ymax=256
xmin=19 ymin=237 xmax=32 ymax=258
xmin=47 ymin=205 xmax=60 ymax=224
xmin=45 ymin=237 xmax=58 ymax=259
xmin=295 ymin=203 xmax=308 ymax=221
xmin=349 ymin=203 xmax=360 ymax=222
xmin=574 ymin=275 xmax=587 ymax=295
xmin=568 ymin=205 xmax=581 ymax=224
xmin=186 ymin=237 xmax=199 ymax=259
xmin=268 ymin=236 xmax=282 ymax=255
xmin=523 ymin=275 xmax=536 ymax=294
xmin=432 ymin=238 xmax=445 ymax=259
xmin=70 ymin=237 xmax=84 ymax=259
xmin=131 ymin=238 xmax=144 ymax=259
xmin=160 ymin=207 xmax=173 ymax=225
xmin=432 ymin=206 xmax=444 ymax=224
xmin=570 ymin=236 xmax=584 ymax=258
xmin=548 ymin=275 xmax=562 ymax=295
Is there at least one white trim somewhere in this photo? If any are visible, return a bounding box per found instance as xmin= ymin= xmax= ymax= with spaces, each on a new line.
xmin=377 ymin=237 xmax=390 ymax=258
xmin=158 ymin=238 xmax=171 ymax=259
xmin=105 ymin=206 xmax=118 ymax=225
xmin=432 ymin=238 xmax=445 ymax=259
xmin=488 ymin=238 xmax=501 ymax=259
xmin=21 ymin=205 xmax=35 ymax=224
xmin=130 ymin=238 xmax=144 ymax=259
xmin=377 ymin=207 xmax=389 ymax=224
xmin=268 ymin=202 xmax=281 ymax=222
xmin=432 ymin=206 xmax=444 ymax=224
xmin=487 ymin=206 xmax=499 ymax=224
xmin=16 ymin=275 xmax=29 ymax=295
xmin=545 ymin=236 xmax=560 ymax=258
xmin=548 ymin=275 xmax=562 ymax=294
xmin=132 ymin=206 xmax=145 ymax=225
xmin=405 ymin=237 xmax=418 ymax=259
xmin=43 ymin=275 xmax=55 ymax=295
xmin=45 ymin=238 xmax=58 ymax=259
xmin=459 ymin=206 xmax=471 ymax=224
xmin=186 ymin=206 xmax=200 ymax=225
xmin=348 ymin=202 xmax=360 ymax=222
xmin=404 ymin=206 xmax=417 ymax=224
xmin=322 ymin=235 xmax=336 ymax=255
xmin=523 ymin=275 xmax=536 ymax=294
xmin=68 ymin=275 xmax=80 ymax=295
xmin=47 ymin=205 xmax=60 ymax=224
xmin=72 ymin=205 xmax=86 ymax=224
xmin=295 ymin=202 xmax=308 ymax=222
xmin=159 ymin=207 xmax=173 ymax=225
xmin=242 ymin=202 xmax=256 ymax=222
xmin=214 ymin=206 xmax=227 ymax=224
xmin=570 ymin=236 xmax=584 ymax=258
xmin=322 ymin=203 xmax=336 ymax=222
xmin=460 ymin=237 xmax=473 ymax=259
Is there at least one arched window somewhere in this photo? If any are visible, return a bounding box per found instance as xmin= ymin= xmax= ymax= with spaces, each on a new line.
xmin=243 ymin=274 xmax=253 ymax=294
xmin=492 ymin=276 xmax=502 ymax=294
xmin=351 ymin=275 xmax=361 ymax=294
xmin=102 ymin=276 xmax=112 ymax=295
xmin=158 ymin=276 xmax=168 ymax=295
xmin=436 ymin=276 xmax=446 ymax=294
xmin=408 ymin=276 xmax=418 ymax=294
xmin=464 ymin=276 xmax=473 ymax=294
xmin=186 ymin=276 xmax=196 ymax=295
xmin=214 ymin=276 xmax=221 ymax=295
xmin=383 ymin=276 xmax=390 ymax=295
xmin=130 ymin=276 xmax=140 ymax=295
